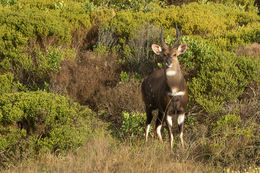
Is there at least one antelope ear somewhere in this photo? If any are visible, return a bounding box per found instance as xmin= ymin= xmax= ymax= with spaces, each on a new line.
xmin=152 ymin=44 xmax=162 ymax=55
xmin=177 ymin=43 xmax=187 ymax=55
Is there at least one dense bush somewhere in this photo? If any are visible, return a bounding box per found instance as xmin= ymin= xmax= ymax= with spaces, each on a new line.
xmin=212 ymin=0 xmax=257 ymax=12
xmin=0 ymin=73 xmax=25 ymax=95
xmin=205 ymin=113 xmax=258 ymax=168
xmin=0 ymin=0 xmax=19 ymax=6
xmin=183 ymin=111 xmax=259 ymax=169
xmin=90 ymin=0 xmax=161 ymax=11
xmin=180 ymin=36 xmax=260 ymax=114
xmin=0 ymin=0 xmax=116 ymax=90
xmin=0 ymin=5 xmax=71 ymax=89
xmin=0 ymin=91 xmax=95 ymax=167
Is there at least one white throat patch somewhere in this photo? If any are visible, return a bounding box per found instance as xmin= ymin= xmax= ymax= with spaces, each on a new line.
xmin=168 ymin=88 xmax=185 ymax=97
xmin=166 ymin=70 xmax=177 ymax=76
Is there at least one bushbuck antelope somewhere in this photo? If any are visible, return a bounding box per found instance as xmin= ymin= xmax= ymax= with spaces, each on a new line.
xmin=141 ymin=27 xmax=188 ymax=149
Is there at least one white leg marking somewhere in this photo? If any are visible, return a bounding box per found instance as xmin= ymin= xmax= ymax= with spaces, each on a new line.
xmin=145 ymin=124 xmax=151 ymax=142
xmin=167 ymin=115 xmax=173 ymax=127
xmin=177 ymin=114 xmax=185 ymax=125
xmin=156 ymin=125 xmax=163 ymax=142
xmin=171 ymin=134 xmax=173 ymax=149
xmin=169 ymin=132 xmax=174 ymax=149
xmin=167 ymin=115 xmax=174 ymax=150
xmin=166 ymin=70 xmax=177 ymax=76
xmin=180 ymin=132 xmax=184 ymax=148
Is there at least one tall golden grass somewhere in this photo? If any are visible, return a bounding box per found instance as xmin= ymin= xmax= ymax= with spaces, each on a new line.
xmin=3 ymin=135 xmax=219 ymax=173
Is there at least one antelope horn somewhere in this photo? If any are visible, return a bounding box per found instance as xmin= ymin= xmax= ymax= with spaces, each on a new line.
xmin=172 ymin=25 xmax=180 ymax=48
xmin=160 ymin=27 xmax=168 ymax=49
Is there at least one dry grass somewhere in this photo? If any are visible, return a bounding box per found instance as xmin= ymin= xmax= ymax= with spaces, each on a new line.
xmin=3 ymin=135 xmax=218 ymax=173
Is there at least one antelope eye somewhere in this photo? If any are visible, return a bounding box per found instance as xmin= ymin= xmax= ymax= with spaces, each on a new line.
xmin=173 ymin=54 xmax=177 ymax=56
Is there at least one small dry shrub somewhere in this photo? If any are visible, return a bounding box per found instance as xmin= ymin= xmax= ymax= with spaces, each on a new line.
xmin=238 ymin=83 xmax=260 ymax=124
xmin=96 ymin=26 xmax=118 ymax=51
xmin=50 ymin=51 xmax=119 ymax=105
xmin=235 ymin=42 xmax=260 ymax=58
xmin=125 ymin=23 xmax=161 ymax=75
xmin=94 ymin=81 xmax=144 ymax=124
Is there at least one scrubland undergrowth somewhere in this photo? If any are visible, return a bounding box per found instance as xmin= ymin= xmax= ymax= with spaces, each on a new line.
xmin=0 ymin=0 xmax=259 ymax=172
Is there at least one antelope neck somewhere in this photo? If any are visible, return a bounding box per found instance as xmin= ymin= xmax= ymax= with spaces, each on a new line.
xmin=165 ymin=58 xmax=181 ymax=79
xmin=165 ymin=58 xmax=183 ymax=94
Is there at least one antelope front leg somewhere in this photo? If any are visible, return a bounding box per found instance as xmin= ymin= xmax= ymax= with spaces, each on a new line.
xmin=166 ymin=115 xmax=174 ymax=150
xmin=145 ymin=108 xmax=153 ymax=142
xmin=155 ymin=111 xmax=163 ymax=143
xmin=178 ymin=113 xmax=185 ymax=148
xmin=145 ymin=124 xmax=151 ymax=142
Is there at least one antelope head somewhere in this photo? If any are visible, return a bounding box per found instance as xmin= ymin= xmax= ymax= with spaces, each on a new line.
xmin=151 ymin=27 xmax=187 ymax=69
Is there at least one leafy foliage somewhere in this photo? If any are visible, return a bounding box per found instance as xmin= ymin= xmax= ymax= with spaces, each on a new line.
xmin=0 ymin=0 xmax=19 ymax=6
xmin=0 ymin=73 xmax=25 ymax=95
xmin=0 ymin=91 xmax=95 ymax=167
xmin=119 ymin=112 xmax=146 ymax=139
xmin=90 ymin=0 xmax=160 ymax=12
xmin=182 ymin=36 xmax=260 ymax=114
xmin=207 ymin=114 xmax=258 ymax=166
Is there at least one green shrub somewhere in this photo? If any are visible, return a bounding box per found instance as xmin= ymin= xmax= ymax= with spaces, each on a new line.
xmin=84 ymin=0 xmax=96 ymax=12
xmin=13 ymin=0 xmax=92 ymax=28
xmin=207 ymin=114 xmax=258 ymax=167
xmin=0 ymin=1 xmax=97 ymax=90
xmin=0 ymin=6 xmax=71 ymax=87
xmin=0 ymin=0 xmax=19 ymax=6
xmin=0 ymin=73 xmax=25 ymax=95
xmin=91 ymin=0 xmax=160 ymax=12
xmin=177 ymin=3 xmax=228 ymax=35
xmin=120 ymin=71 xmax=130 ymax=82
xmin=119 ymin=112 xmax=146 ymax=139
xmin=213 ymin=0 xmax=258 ymax=13
xmin=0 ymin=91 xmax=95 ymax=167
xmin=211 ymin=22 xmax=260 ymax=50
xmin=108 ymin=2 xmax=259 ymax=39
xmin=180 ymin=36 xmax=260 ymax=114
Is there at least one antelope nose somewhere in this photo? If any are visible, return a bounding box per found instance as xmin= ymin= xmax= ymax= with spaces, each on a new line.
xmin=166 ymin=59 xmax=172 ymax=67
